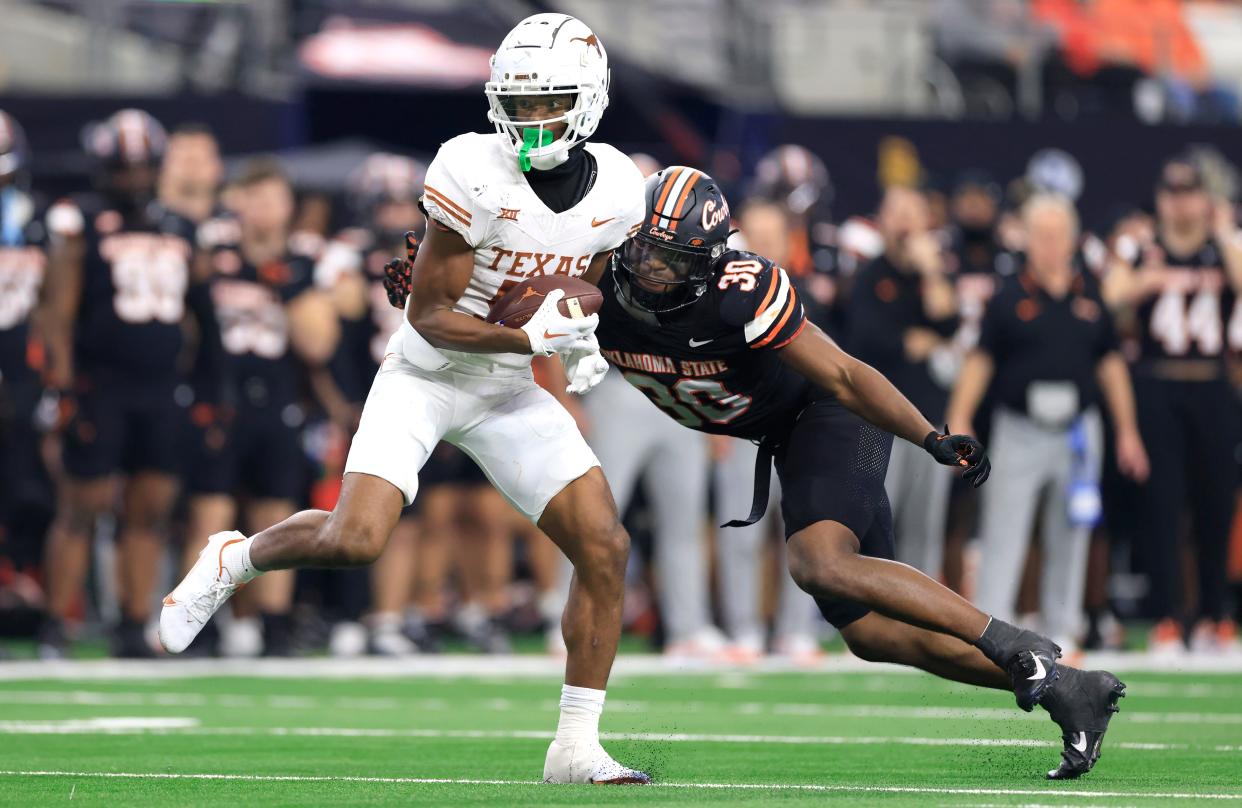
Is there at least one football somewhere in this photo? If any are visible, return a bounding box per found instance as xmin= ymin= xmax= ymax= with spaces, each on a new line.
xmin=485 ymin=275 xmax=604 ymax=329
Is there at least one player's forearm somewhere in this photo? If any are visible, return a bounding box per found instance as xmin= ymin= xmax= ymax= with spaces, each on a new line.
xmin=945 ymin=350 xmax=993 ymax=434
xmin=834 ymin=357 xmax=937 ymax=447
xmin=1096 ymin=352 xmax=1140 ymax=436
xmin=409 ymin=306 xmax=532 ymax=354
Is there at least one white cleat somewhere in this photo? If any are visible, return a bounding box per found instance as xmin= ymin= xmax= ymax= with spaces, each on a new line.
xmin=543 ymin=739 xmax=650 ymax=785
xmin=159 ymin=531 xmax=253 ymax=654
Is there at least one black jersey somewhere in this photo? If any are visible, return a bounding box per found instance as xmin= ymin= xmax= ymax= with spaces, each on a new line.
xmin=50 ymin=196 xmax=196 ymax=380
xmin=1134 ymin=235 xmax=1238 ymax=368
xmin=596 ymin=249 xmax=811 ymax=441
xmin=0 ymin=189 xmax=47 ymax=384
xmin=200 ymin=213 xmax=317 ymax=409
xmin=316 ymin=227 xmax=407 ymax=403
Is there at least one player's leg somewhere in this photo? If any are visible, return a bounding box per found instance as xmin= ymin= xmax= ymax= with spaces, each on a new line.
xmin=841 ymin=612 xmax=1009 ymax=688
xmin=453 ymin=483 xmax=515 ymax=653
xmin=41 ymin=385 xmax=122 ymax=657
xmin=369 ymin=511 xmax=418 ymax=655
xmin=645 ymin=421 xmax=714 ymax=655
xmin=778 ymin=400 xmax=1060 ymax=710
xmin=1039 ymin=411 xmax=1102 ymax=652
xmin=113 ymin=470 xmax=179 ymax=656
xmin=453 ymin=376 xmax=644 ymax=784
xmin=973 ymin=409 xmax=1047 ymax=626
xmin=160 ymin=356 xmax=447 ymax=653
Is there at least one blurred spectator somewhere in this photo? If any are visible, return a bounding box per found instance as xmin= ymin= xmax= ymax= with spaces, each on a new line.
xmin=0 ymin=110 xmax=52 ymax=593
xmin=183 ymin=158 xmax=340 ymax=656
xmin=848 ymin=186 xmax=959 ymax=577
xmin=948 ymin=193 xmax=1148 ymax=652
xmin=1103 ymin=155 xmax=1242 ymax=654
xmin=750 ymin=145 xmax=841 ymax=336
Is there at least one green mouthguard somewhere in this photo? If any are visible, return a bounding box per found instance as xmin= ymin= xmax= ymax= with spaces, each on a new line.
xmin=518 ymin=127 xmax=554 ymax=172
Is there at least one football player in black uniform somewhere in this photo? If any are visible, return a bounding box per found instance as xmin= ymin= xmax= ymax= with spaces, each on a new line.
xmin=0 ymin=110 xmax=53 ymax=582
xmin=39 ymin=109 xmax=198 ymax=657
xmin=1103 ymin=155 xmax=1242 ymax=653
xmin=381 ymin=166 xmax=1127 ymax=779
xmin=185 ymin=158 xmax=340 ymax=655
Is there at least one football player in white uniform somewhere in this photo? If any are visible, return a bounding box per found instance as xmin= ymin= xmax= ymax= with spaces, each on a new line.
xmin=160 ymin=13 xmax=649 ymax=785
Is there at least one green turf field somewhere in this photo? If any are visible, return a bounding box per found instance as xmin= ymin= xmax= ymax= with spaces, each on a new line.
xmin=1 ymin=660 xmax=1239 ymax=806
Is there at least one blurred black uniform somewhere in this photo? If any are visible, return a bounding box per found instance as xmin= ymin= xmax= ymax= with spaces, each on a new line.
xmin=598 ymin=251 xmax=894 ymax=629
xmin=0 ymin=189 xmax=51 ymax=564
xmin=188 ymin=215 xmax=315 ymax=502
xmin=1130 ymin=236 xmax=1239 ymax=623
xmin=51 ymin=196 xmax=196 ymax=479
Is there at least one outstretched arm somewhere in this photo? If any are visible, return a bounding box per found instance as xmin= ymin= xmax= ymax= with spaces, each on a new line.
xmin=778 ymin=322 xmax=935 ymax=446
xmin=779 ymin=322 xmax=989 ymax=484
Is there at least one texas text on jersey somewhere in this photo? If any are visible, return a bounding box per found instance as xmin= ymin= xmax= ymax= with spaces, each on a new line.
xmin=48 ymin=195 xmax=195 ymax=379
xmin=407 ymin=130 xmax=644 ymax=372
xmin=597 ymin=249 xmax=809 ymax=440
xmin=1133 ymin=235 xmax=1240 ymax=367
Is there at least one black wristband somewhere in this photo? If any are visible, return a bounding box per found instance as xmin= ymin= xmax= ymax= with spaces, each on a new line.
xmin=922 ymin=430 xmax=940 ymax=453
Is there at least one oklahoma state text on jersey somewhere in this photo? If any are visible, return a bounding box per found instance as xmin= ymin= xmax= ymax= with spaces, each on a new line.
xmin=596 ymin=250 xmax=811 ymax=440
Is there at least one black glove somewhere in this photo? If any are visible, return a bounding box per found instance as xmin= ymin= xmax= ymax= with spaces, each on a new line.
xmin=923 ymin=424 xmax=991 ymax=487
xmin=381 ymin=231 xmax=420 ymax=310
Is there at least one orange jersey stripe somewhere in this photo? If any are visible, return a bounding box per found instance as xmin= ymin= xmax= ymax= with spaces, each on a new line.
xmin=423 ymin=185 xmax=472 ymax=221
xmin=666 ymin=169 xmax=702 ymax=231
xmin=424 ymin=190 xmax=471 ymax=226
xmin=752 ymin=288 xmax=800 ymax=349
xmin=769 ymin=318 xmax=807 ymax=350
xmin=754 ymin=269 xmax=781 ymax=317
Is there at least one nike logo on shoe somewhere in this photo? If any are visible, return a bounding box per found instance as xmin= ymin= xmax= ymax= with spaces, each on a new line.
xmin=689 ymin=337 xmax=714 ymax=347
xmin=591 ymin=216 xmax=615 ymax=227
xmin=1028 ymin=654 xmax=1047 ymax=681
xmin=1071 ymin=732 xmax=1088 ymax=753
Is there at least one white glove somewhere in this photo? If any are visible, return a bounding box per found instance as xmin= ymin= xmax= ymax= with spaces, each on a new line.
xmin=520 ymin=289 xmax=599 ymax=357
xmin=564 ymin=341 xmax=609 ymax=395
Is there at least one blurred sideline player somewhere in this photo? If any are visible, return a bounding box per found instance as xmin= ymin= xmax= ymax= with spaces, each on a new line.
xmin=0 ymin=110 xmax=53 ymax=586
xmin=38 ymin=110 xmax=197 ymax=657
xmin=162 ymin=14 xmax=650 ymax=785
xmin=1103 ymin=154 xmax=1242 ymax=654
xmin=183 ymin=159 xmax=340 ymax=656
xmin=584 ymin=167 xmax=1124 ymax=779
xmin=725 ymin=199 xmax=823 ymax=661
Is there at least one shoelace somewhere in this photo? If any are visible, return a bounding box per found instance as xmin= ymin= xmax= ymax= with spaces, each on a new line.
xmin=183 ymin=572 xmax=238 ymax=625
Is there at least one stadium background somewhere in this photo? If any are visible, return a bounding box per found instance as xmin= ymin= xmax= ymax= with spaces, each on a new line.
xmin=2 ymin=3 xmax=1242 ymax=803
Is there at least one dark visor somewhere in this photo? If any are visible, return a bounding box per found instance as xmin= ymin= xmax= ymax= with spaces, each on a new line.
xmin=621 ymin=237 xmax=710 ymax=288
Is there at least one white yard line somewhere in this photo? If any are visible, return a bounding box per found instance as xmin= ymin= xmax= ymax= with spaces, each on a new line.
xmin=0 ymin=769 xmax=1238 ymax=801
xmin=0 ymin=720 xmax=1231 ymax=755
xmin=2 ymin=689 xmax=1238 ymax=725
xmin=2 ymin=651 xmax=1242 ymax=681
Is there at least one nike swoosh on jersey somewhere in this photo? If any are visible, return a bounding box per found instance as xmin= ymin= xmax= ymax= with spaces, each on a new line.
xmin=591 ymin=217 xmax=615 ymax=227
xmin=1071 ymin=732 xmax=1088 ymax=753
xmin=544 ymin=331 xmax=569 ymax=340
xmin=688 ymin=337 xmax=714 ymax=347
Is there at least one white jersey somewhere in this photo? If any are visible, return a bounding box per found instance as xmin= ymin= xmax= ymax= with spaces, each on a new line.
xmin=398 ymin=131 xmax=645 ymax=373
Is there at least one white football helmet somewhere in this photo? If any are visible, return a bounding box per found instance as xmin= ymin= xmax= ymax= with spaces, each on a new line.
xmin=485 ymin=13 xmax=609 ymax=171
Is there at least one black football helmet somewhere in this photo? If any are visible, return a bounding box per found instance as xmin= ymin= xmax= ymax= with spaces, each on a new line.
xmin=0 ymin=110 xmax=29 ymax=185
xmin=613 ymin=166 xmax=731 ymax=314
xmin=82 ymin=109 xmax=167 ymax=168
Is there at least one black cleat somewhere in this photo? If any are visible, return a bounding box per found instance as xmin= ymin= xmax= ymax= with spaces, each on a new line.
xmin=1005 ymin=633 xmax=1062 ymax=712
xmin=1041 ymin=668 xmax=1126 ymax=780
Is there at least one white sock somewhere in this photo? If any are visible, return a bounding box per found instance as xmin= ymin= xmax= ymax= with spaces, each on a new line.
xmin=221 ymin=535 xmax=260 ymax=584
xmin=555 ymin=684 xmax=605 ymax=745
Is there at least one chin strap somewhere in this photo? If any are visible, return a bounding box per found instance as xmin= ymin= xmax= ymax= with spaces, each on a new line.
xmin=518 ymin=127 xmax=554 ymax=172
